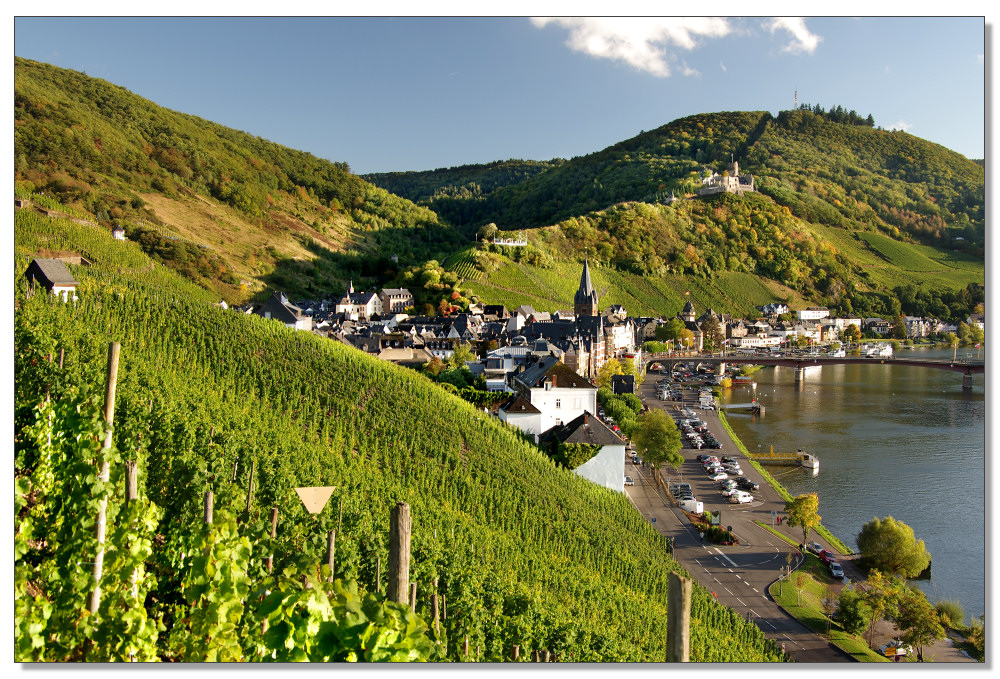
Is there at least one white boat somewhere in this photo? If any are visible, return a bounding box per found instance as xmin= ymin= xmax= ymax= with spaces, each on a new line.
xmin=828 ymin=348 xmax=846 ymax=358
xmin=860 ymin=343 xmax=893 ymax=358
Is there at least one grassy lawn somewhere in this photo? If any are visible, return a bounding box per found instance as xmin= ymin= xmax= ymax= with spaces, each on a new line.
xmin=768 ymin=564 xmax=889 ymax=662
xmin=718 ymin=411 xmax=854 ymax=556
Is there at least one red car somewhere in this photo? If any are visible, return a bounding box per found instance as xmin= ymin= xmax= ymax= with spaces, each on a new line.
xmin=818 ymin=550 xmax=836 ymax=564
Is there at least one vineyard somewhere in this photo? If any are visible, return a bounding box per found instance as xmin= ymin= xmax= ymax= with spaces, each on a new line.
xmin=452 ymin=253 xmax=779 ymax=319
xmin=858 ymin=232 xmax=950 ymax=272
xmin=14 ymin=207 xmax=785 ymax=662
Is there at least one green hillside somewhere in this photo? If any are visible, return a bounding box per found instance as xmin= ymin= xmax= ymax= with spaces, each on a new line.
xmin=14 ymin=204 xmax=784 ymax=662
xmin=15 ymin=58 xmax=983 ymax=323
xmin=443 ymin=194 xmax=981 ymax=322
xmin=363 ymin=159 xmax=565 ymax=203
xmin=14 ymin=57 xmax=464 ymax=303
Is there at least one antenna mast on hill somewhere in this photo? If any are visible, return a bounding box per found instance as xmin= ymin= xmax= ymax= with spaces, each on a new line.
xmin=794 ymin=89 xmax=798 ymax=108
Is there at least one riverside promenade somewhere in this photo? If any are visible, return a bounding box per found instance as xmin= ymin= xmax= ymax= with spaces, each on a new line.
xmin=626 ymin=374 xmax=976 ymax=663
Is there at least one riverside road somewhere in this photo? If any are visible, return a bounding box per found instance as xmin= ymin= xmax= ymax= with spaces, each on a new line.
xmin=626 ymin=375 xmax=975 ymax=663
xmin=627 ymin=376 xmax=851 ymax=663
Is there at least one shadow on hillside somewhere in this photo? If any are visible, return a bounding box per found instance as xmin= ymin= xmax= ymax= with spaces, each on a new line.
xmin=259 ymin=223 xmax=470 ymax=302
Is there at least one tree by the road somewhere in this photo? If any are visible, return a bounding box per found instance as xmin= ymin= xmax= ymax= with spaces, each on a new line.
xmin=631 ymin=409 xmax=683 ymax=472
xmin=654 ymin=318 xmax=686 ymax=342
xmin=842 ymin=323 xmax=861 ymax=344
xmin=700 ymin=320 xmax=724 ymax=352
xmin=784 ymin=493 xmax=821 ymax=545
xmin=895 ymin=586 xmax=945 ymax=661
xmin=856 ymin=516 xmax=931 ymax=578
xmin=596 ymin=358 xmax=623 ymax=390
xmin=861 ymin=569 xmax=905 ymax=648
xmin=834 ymin=586 xmax=872 ymax=636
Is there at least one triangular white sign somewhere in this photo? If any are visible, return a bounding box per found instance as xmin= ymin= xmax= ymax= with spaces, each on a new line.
xmin=294 ymin=486 xmax=336 ymax=514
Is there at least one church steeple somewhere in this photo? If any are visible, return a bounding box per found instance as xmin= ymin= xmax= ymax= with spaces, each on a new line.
xmin=574 ymin=260 xmax=599 ymax=317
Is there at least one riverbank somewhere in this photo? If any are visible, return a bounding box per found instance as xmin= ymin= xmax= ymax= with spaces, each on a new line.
xmin=717 ymin=409 xmax=853 ymax=555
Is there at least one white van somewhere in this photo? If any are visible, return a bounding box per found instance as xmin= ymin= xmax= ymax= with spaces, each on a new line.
xmin=729 ymin=491 xmax=753 ymax=504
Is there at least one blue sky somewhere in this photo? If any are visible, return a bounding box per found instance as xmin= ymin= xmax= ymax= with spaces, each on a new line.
xmin=13 ymin=14 xmax=988 ymax=174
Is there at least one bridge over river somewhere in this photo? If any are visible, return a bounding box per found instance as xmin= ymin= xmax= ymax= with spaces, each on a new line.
xmin=644 ymin=352 xmax=985 ymax=389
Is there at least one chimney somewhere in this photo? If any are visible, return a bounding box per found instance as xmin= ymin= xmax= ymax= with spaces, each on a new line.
xmin=551 ymin=374 xmax=557 ymax=388
xmin=584 ymin=413 xmax=589 ymax=425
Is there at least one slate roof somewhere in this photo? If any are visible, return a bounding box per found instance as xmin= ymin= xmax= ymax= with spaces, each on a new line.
xmin=500 ymin=394 xmax=541 ymax=415
xmin=25 ymin=258 xmax=78 ymax=287
xmin=517 ymin=357 xmax=594 ymax=390
xmin=575 ymin=259 xmax=599 ymax=306
xmin=539 ymin=411 xmax=624 ymax=447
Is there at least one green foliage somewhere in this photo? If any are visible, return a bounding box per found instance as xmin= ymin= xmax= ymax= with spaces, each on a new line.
xmin=14 ymin=57 xmax=464 ymax=301
xmin=856 ymin=516 xmax=931 ymax=578
xmin=934 ymin=599 xmax=965 ymax=629
xmin=552 ymin=443 xmax=603 ymax=470
xmin=784 ymin=493 xmax=821 ymax=545
xmin=630 ymin=409 xmax=683 ymax=471
xmin=13 ymin=253 xmax=783 ymax=662
xmin=895 ymin=587 xmax=945 ymax=659
xmin=835 ymin=587 xmax=873 ymax=636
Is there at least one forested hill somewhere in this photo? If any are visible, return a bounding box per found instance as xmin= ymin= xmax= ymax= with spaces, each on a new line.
xmin=14 ymin=57 xmax=464 ymax=303
xmin=363 ymin=159 xmax=566 ymax=203
xmin=372 ymin=110 xmax=984 ymax=256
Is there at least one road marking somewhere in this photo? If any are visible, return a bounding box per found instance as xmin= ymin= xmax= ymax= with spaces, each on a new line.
xmin=763 ymin=620 xmax=776 ymax=630
xmin=752 ymin=588 xmax=759 ymax=593
xmin=728 ymin=568 xmax=734 ymax=573
xmin=713 ymin=548 xmax=739 ymax=568
xmin=736 ymin=597 xmax=747 ymax=607
xmin=724 ymin=587 xmax=734 ymax=595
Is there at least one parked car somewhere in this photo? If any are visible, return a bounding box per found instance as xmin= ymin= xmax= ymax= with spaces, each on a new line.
xmin=806 ymin=542 xmax=823 ymax=555
xmin=709 ymin=471 xmax=729 ymax=481
xmin=736 ymin=478 xmax=759 ymax=492
xmin=829 ymin=562 xmax=844 ymax=578
xmin=878 ymin=641 xmax=914 ymax=658
xmin=729 ymin=491 xmax=753 ymax=504
xmin=819 ymin=550 xmax=837 ymax=565
xmin=624 ymin=476 xmax=635 ymax=486
xmin=721 ymin=486 xmax=740 ymax=497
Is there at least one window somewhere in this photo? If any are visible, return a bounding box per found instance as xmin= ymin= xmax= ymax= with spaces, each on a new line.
xmin=555 ymin=399 xmax=561 ymax=409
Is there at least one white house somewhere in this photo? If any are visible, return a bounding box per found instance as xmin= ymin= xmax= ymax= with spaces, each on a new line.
xmin=538 ymin=412 xmax=626 ymax=492
xmin=498 ymin=395 xmax=543 ymax=436
xmin=510 ymin=356 xmax=598 ymax=434
xmin=254 ymin=292 xmax=312 ymax=331
xmin=796 ymin=307 xmax=830 ymax=321
xmin=24 ymin=258 xmax=79 ymax=302
xmin=336 ymin=281 xmax=382 ymax=320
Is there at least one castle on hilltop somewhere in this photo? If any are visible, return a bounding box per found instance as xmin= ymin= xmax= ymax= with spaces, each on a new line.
xmin=698 ymin=157 xmax=755 ymax=197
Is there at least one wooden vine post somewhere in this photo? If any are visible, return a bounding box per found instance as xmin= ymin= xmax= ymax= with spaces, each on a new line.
xmin=512 ymin=644 xmax=519 ymax=661
xmin=87 ymin=341 xmax=120 ymax=615
xmin=327 ymin=530 xmax=336 ymax=582
xmin=376 ymin=556 xmax=381 ymax=593
xmin=265 ymin=508 xmax=278 ymax=573
xmin=665 ymin=572 xmax=692 ymax=662
xmin=204 ymin=491 xmax=214 ymax=524
xmin=243 ymin=459 xmax=256 ymax=521
xmin=125 ymin=461 xmax=138 ymax=509
xmin=387 ymin=502 xmax=411 ymax=605
xmin=409 ymin=582 xmax=417 ymax=613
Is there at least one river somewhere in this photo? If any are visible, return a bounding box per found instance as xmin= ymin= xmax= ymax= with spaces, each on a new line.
xmin=718 ymin=346 xmax=985 ymax=621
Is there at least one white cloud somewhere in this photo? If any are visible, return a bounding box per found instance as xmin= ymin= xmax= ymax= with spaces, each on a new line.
xmin=681 ymin=61 xmax=700 ymax=77
xmin=889 ymin=120 xmax=913 ymax=132
xmin=765 ymin=17 xmax=821 ymax=54
xmin=720 ymin=61 xmax=727 ymax=73
xmin=530 ymin=17 xmax=731 ymax=78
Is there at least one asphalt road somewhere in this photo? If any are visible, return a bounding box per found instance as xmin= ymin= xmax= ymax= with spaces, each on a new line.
xmin=626 ymin=371 xmax=976 ymax=663
xmin=626 ymin=374 xmax=851 ymax=663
